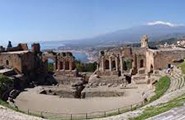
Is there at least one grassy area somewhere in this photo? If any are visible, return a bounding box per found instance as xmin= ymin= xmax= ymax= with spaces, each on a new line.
xmin=130 ymin=76 xmax=171 ymax=120
xmin=149 ymin=76 xmax=170 ymax=102
xmin=179 ymin=61 xmax=185 ymax=74
xmin=131 ymin=94 xmax=185 ymax=120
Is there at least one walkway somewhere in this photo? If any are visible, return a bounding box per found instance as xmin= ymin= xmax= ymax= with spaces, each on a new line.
xmin=0 ymin=105 xmax=45 ymax=120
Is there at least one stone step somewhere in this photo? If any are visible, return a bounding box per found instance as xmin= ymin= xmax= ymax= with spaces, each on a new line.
xmin=177 ymin=78 xmax=182 ymax=89
xmin=182 ymin=76 xmax=185 ymax=88
xmin=179 ymin=77 xmax=184 ymax=88
xmin=171 ymin=114 xmax=185 ymax=120
xmin=166 ymin=78 xmax=174 ymax=93
xmin=170 ymin=78 xmax=178 ymax=92
xmin=167 ymin=76 xmax=180 ymax=93
xmin=151 ymin=115 xmax=173 ymax=120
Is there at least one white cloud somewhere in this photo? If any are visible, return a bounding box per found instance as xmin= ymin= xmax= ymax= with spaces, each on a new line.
xmin=147 ymin=21 xmax=183 ymax=27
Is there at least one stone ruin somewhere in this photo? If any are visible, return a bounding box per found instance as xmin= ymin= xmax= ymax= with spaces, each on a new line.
xmin=90 ymin=35 xmax=185 ymax=87
xmin=0 ymin=42 xmax=49 ymax=100
xmin=43 ymin=51 xmax=78 ymax=77
xmin=2 ymin=35 xmax=185 ymax=100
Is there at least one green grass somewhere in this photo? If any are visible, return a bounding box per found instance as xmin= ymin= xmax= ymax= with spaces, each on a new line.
xmin=130 ymin=76 xmax=171 ymax=120
xmin=131 ymin=94 xmax=185 ymax=120
xmin=149 ymin=76 xmax=170 ymax=102
xmin=179 ymin=61 xmax=185 ymax=74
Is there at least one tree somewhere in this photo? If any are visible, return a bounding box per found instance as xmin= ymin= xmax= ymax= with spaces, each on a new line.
xmin=0 ymin=75 xmax=13 ymax=98
xmin=75 ymin=60 xmax=97 ymax=72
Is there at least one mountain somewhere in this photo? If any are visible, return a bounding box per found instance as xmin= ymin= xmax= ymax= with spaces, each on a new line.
xmin=58 ymin=23 xmax=185 ymax=48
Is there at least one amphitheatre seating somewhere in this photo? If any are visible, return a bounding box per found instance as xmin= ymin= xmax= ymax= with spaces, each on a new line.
xmin=146 ymin=66 xmax=185 ymax=120
xmin=147 ymin=106 xmax=185 ymax=120
xmin=166 ymin=67 xmax=185 ymax=93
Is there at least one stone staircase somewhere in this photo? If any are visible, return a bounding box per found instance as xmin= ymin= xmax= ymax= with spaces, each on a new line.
xmin=147 ymin=105 xmax=185 ymax=120
xmin=166 ymin=67 xmax=185 ymax=93
xmin=143 ymin=67 xmax=185 ymax=107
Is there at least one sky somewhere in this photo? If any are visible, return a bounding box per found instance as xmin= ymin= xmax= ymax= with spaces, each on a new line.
xmin=0 ymin=0 xmax=185 ymax=45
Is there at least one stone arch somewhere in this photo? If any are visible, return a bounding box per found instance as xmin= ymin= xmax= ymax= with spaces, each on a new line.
xmin=45 ymin=57 xmax=56 ymax=71
xmin=6 ymin=60 xmax=9 ymax=66
xmin=112 ymin=60 xmax=116 ymax=70
xmin=60 ymin=61 xmax=63 ymax=70
xmin=150 ymin=64 xmax=154 ymax=73
xmin=71 ymin=61 xmax=76 ymax=70
xmin=140 ymin=59 xmax=144 ymax=68
xmin=104 ymin=59 xmax=109 ymax=70
xmin=123 ymin=61 xmax=127 ymax=71
xmin=65 ymin=61 xmax=70 ymax=70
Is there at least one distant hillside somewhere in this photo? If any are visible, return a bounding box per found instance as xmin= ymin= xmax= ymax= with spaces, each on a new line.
xmin=127 ymin=37 xmax=181 ymax=48
xmin=59 ymin=24 xmax=185 ymax=48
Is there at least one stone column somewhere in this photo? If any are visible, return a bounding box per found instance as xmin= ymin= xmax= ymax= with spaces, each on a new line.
xmin=57 ymin=61 xmax=60 ymax=71
xmin=102 ymin=57 xmax=105 ymax=71
xmin=69 ymin=61 xmax=72 ymax=71
xmin=63 ymin=61 xmax=65 ymax=70
xmin=109 ymin=57 xmax=112 ymax=71
xmin=53 ymin=63 xmax=56 ymax=71
xmin=55 ymin=57 xmax=57 ymax=71
xmin=115 ymin=57 xmax=118 ymax=71
xmin=120 ymin=56 xmax=123 ymax=73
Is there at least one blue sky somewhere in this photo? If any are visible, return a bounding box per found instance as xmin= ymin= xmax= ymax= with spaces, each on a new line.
xmin=0 ymin=0 xmax=185 ymax=45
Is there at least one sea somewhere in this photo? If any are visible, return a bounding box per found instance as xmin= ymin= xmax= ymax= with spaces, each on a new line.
xmin=40 ymin=41 xmax=88 ymax=63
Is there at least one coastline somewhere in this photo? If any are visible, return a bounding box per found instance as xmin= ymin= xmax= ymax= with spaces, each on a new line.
xmin=55 ymin=49 xmax=97 ymax=63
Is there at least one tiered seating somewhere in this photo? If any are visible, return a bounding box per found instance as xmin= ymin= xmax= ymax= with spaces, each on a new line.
xmin=166 ymin=67 xmax=185 ymax=93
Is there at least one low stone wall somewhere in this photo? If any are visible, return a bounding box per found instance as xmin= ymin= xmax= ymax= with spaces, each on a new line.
xmin=96 ymin=70 xmax=119 ymax=76
xmin=54 ymin=75 xmax=82 ymax=85
xmin=40 ymin=89 xmax=75 ymax=98
xmin=55 ymin=70 xmax=78 ymax=77
xmin=88 ymin=75 xmax=125 ymax=88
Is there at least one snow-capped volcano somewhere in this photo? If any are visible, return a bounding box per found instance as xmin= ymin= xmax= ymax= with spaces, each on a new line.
xmin=147 ymin=21 xmax=183 ymax=27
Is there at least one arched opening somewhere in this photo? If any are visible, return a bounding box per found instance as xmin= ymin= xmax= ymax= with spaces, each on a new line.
xmin=71 ymin=62 xmax=76 ymax=70
xmin=48 ymin=58 xmax=55 ymax=72
xmin=6 ymin=60 xmax=9 ymax=66
xmin=112 ymin=60 xmax=116 ymax=70
xmin=150 ymin=64 xmax=154 ymax=73
xmin=168 ymin=64 xmax=171 ymax=68
xmin=65 ymin=61 xmax=70 ymax=70
xmin=125 ymin=75 xmax=131 ymax=84
xmin=123 ymin=61 xmax=127 ymax=71
xmin=104 ymin=60 xmax=109 ymax=70
xmin=60 ymin=62 xmax=63 ymax=70
xmin=140 ymin=59 xmax=144 ymax=68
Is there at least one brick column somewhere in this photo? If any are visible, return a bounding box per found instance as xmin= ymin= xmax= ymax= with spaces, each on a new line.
xmin=115 ymin=57 xmax=118 ymax=71
xmin=120 ymin=56 xmax=123 ymax=73
xmin=57 ymin=61 xmax=60 ymax=71
xmin=102 ymin=57 xmax=105 ymax=71
xmin=63 ymin=61 xmax=65 ymax=70
xmin=69 ymin=61 xmax=72 ymax=71
xmin=109 ymin=57 xmax=112 ymax=71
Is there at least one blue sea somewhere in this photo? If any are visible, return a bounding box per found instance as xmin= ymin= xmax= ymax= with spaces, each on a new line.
xmin=40 ymin=41 xmax=88 ymax=63
xmin=73 ymin=52 xmax=88 ymax=63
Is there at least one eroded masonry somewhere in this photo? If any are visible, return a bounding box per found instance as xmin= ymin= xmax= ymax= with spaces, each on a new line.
xmin=1 ymin=35 xmax=185 ymax=99
xmin=97 ymin=35 xmax=185 ymax=77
